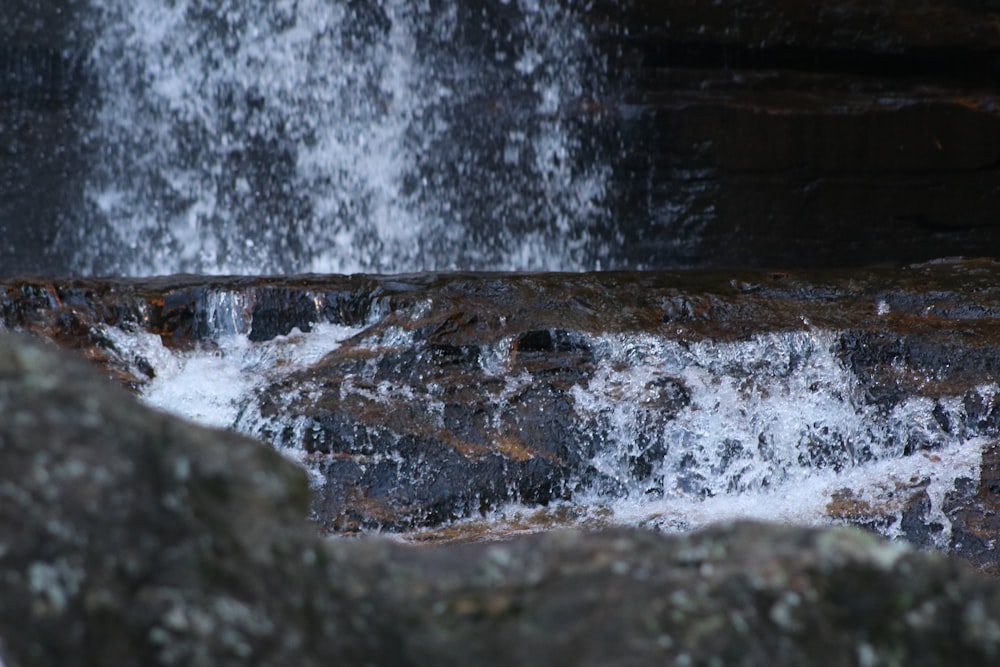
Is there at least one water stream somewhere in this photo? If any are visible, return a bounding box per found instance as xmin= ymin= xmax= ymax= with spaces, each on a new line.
xmin=99 ymin=305 xmax=985 ymax=545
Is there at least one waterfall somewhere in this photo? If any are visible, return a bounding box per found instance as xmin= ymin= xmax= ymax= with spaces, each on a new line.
xmin=14 ymin=1 xmax=980 ymax=551
xmin=74 ymin=0 xmax=613 ymax=275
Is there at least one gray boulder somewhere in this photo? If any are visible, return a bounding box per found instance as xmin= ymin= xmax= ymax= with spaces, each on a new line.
xmin=0 ymin=333 xmax=356 ymax=666
xmin=4 ymin=332 xmax=1000 ymax=666
xmin=337 ymin=522 xmax=1000 ymax=667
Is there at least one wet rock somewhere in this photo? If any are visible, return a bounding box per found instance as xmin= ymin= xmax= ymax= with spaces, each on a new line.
xmin=588 ymin=0 xmax=1000 ymax=269
xmin=257 ymin=315 xmax=602 ymax=532
xmin=8 ymin=261 xmax=1000 ymax=552
xmin=827 ymin=480 xmax=947 ymax=549
xmin=0 ymin=1 xmax=89 ymax=277
xmin=242 ymin=261 xmax=1000 ymax=535
xmin=945 ymin=442 xmax=1000 ymax=575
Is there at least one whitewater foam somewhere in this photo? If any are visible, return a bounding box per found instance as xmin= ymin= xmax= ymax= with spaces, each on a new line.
xmin=109 ymin=318 xmax=990 ymax=545
xmin=572 ymin=330 xmax=895 ymax=498
xmin=105 ymin=321 xmax=362 ymax=430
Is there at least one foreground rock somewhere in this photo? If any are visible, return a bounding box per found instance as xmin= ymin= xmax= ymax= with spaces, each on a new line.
xmin=5 ymin=332 xmax=1000 ymax=666
xmin=0 ymin=334 xmax=356 ymax=666
xmin=345 ymin=522 xmax=1000 ymax=667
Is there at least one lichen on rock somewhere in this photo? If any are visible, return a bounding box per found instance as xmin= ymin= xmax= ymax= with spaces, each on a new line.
xmin=0 ymin=333 xmax=353 ymax=667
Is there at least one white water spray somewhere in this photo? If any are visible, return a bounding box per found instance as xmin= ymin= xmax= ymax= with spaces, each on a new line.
xmin=77 ymin=0 xmax=611 ymax=275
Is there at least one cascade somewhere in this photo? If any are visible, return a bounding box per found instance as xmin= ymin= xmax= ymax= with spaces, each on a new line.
xmin=37 ymin=268 xmax=986 ymax=548
xmin=2 ymin=1 xmax=996 ymax=553
xmin=76 ymin=0 xmax=612 ymax=275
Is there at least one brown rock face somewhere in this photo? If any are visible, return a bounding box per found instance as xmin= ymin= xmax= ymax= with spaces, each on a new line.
xmin=945 ymin=441 xmax=1000 ymax=574
xmin=5 ymin=260 xmax=1000 ymax=569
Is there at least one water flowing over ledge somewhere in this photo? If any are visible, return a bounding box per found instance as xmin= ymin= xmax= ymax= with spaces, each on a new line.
xmin=5 ymin=258 xmax=1000 ymax=569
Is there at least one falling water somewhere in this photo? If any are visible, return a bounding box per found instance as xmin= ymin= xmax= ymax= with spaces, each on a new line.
xmin=74 ymin=0 xmax=613 ymax=275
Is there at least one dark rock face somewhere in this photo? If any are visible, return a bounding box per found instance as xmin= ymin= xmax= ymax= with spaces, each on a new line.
xmin=595 ymin=0 xmax=1000 ymax=268
xmin=0 ymin=0 xmax=88 ymax=277
xmin=257 ymin=317 xmax=620 ymax=531
xmin=6 ymin=332 xmax=1000 ymax=665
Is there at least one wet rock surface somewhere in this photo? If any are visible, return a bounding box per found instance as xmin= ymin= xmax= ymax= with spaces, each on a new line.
xmin=593 ymin=0 xmax=1000 ymax=268
xmin=944 ymin=441 xmax=1000 ymax=575
xmin=5 ymin=259 xmax=1000 ymax=567
xmin=5 ymin=332 xmax=1000 ymax=666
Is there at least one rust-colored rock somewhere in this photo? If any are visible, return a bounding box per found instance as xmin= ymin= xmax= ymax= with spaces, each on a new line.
xmin=945 ymin=442 xmax=1000 ymax=575
xmin=5 ymin=260 xmax=1000 ymax=569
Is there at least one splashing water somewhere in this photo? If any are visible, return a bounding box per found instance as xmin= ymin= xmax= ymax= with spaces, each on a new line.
xmin=103 ymin=312 xmax=987 ymax=547
xmin=563 ymin=331 xmax=984 ymax=544
xmin=75 ymin=0 xmax=611 ymax=275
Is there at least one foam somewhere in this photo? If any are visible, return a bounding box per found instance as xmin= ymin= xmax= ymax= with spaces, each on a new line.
xmin=605 ymin=443 xmax=981 ymax=542
xmin=110 ymin=322 xmax=362 ymax=431
xmin=561 ymin=330 xmax=987 ymax=545
xmin=571 ymin=331 xmax=885 ymax=496
xmin=107 ymin=319 xmax=989 ymax=543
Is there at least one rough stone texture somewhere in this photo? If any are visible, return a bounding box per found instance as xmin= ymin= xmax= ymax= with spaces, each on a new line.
xmin=0 ymin=333 xmax=357 ymax=667
xmin=945 ymin=441 xmax=1000 ymax=576
xmin=6 ymin=332 xmax=1000 ymax=665
xmin=326 ymin=522 xmax=1000 ymax=667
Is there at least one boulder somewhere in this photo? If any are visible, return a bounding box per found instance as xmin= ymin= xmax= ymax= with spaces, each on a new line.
xmin=0 ymin=333 xmax=357 ymax=667
xmin=5 ymin=332 xmax=1000 ymax=666
xmin=329 ymin=521 xmax=1000 ymax=667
